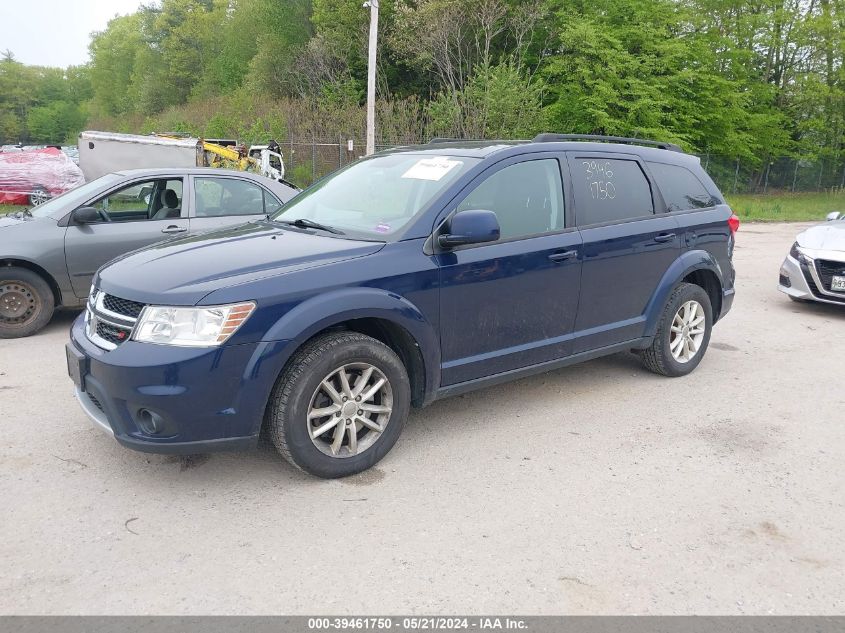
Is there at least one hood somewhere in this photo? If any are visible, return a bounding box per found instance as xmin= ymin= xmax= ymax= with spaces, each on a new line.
xmin=797 ymin=222 xmax=845 ymax=252
xmin=96 ymin=221 xmax=385 ymax=305
xmin=0 ymin=211 xmax=45 ymax=229
xmin=0 ymin=212 xmax=55 ymax=234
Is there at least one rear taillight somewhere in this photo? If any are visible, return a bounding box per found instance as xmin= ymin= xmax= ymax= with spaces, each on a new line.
xmin=728 ymin=213 xmax=740 ymax=234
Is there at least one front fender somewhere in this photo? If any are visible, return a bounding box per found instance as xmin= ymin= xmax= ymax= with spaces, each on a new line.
xmin=258 ymin=287 xmax=441 ymax=401
xmin=643 ymin=250 xmax=726 ymax=337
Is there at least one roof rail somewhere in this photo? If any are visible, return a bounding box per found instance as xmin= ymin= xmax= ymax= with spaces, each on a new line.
xmin=428 ymin=136 xmax=492 ymax=145
xmin=532 ymin=133 xmax=683 ymax=152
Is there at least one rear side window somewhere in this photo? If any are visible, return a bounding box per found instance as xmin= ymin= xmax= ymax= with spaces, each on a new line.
xmin=572 ymin=158 xmax=653 ymax=225
xmin=195 ymin=177 xmax=268 ymax=217
xmin=647 ymin=162 xmax=716 ymax=211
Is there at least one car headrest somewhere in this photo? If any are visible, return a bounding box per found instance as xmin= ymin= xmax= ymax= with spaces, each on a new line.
xmin=161 ymin=188 xmax=179 ymax=209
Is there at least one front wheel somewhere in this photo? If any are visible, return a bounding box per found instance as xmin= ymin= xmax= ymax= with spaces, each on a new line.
xmin=267 ymin=331 xmax=411 ymax=478
xmin=639 ymin=282 xmax=713 ymax=377
xmin=0 ymin=267 xmax=55 ymax=338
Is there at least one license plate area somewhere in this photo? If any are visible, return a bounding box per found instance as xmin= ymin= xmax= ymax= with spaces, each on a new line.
xmin=832 ymin=275 xmax=845 ymax=292
xmin=65 ymin=343 xmax=87 ymax=391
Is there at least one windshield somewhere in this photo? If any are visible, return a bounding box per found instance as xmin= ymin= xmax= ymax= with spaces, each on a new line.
xmin=30 ymin=174 xmax=123 ymax=218
xmin=271 ymin=153 xmax=480 ymax=238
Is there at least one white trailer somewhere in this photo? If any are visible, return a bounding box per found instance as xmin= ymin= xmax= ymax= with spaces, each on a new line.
xmin=78 ymin=132 xmax=198 ymax=181
xmin=77 ymin=131 xmax=286 ymax=183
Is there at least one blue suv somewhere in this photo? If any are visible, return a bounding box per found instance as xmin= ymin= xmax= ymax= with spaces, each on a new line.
xmin=67 ymin=135 xmax=738 ymax=478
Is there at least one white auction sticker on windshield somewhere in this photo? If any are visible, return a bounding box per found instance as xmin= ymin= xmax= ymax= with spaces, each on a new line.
xmin=401 ymin=156 xmax=462 ymax=181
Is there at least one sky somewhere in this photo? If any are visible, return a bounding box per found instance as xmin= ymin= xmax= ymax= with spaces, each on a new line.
xmin=0 ymin=0 xmax=147 ymax=68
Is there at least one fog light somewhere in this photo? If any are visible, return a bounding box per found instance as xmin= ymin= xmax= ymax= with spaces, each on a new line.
xmin=137 ymin=408 xmax=165 ymax=435
xmin=779 ymin=272 xmax=791 ymax=288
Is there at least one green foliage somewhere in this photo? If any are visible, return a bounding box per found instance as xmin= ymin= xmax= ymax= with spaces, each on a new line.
xmin=26 ymin=101 xmax=87 ymax=143
xmin=728 ymin=191 xmax=845 ymax=222
xmin=542 ymin=0 xmax=792 ymax=159
xmin=204 ymin=113 xmax=235 ymax=139
xmin=88 ymin=14 xmax=144 ymax=116
xmin=428 ymin=61 xmax=542 ymax=138
xmin=1 ymin=0 xmax=843 ymax=187
xmin=0 ymin=55 xmax=90 ymax=143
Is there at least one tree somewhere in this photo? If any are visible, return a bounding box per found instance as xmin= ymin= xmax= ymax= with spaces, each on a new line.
xmin=89 ymin=14 xmax=144 ymax=115
xmin=542 ymin=0 xmax=792 ymax=159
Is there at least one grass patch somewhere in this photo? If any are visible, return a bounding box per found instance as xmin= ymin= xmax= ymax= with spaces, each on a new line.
xmin=2 ymin=204 xmax=28 ymax=214
xmin=727 ymin=191 xmax=845 ymax=222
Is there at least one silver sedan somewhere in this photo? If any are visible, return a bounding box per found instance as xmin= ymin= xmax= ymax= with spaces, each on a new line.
xmin=1 ymin=167 xmax=298 ymax=338
xmin=778 ymin=211 xmax=845 ymax=306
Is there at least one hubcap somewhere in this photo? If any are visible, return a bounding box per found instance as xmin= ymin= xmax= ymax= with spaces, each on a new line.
xmin=669 ymin=300 xmax=706 ymax=363
xmin=307 ymin=363 xmax=393 ymax=458
xmin=0 ymin=282 xmax=39 ymax=325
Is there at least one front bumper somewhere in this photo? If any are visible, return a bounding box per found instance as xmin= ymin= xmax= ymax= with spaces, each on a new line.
xmin=778 ymin=253 xmax=845 ymax=306
xmin=68 ymin=313 xmax=292 ymax=454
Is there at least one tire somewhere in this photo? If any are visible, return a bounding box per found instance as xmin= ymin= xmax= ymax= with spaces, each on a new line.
xmin=639 ymin=282 xmax=712 ymax=377
xmin=28 ymin=185 xmax=50 ymax=206
xmin=267 ymin=331 xmax=411 ymax=478
xmin=0 ymin=267 xmax=55 ymax=338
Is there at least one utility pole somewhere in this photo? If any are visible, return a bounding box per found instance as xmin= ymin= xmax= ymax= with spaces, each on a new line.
xmin=364 ymin=0 xmax=379 ymax=156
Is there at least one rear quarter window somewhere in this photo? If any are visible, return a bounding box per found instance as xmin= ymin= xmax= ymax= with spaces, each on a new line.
xmin=572 ymin=157 xmax=654 ymax=225
xmin=647 ymin=162 xmax=717 ymax=211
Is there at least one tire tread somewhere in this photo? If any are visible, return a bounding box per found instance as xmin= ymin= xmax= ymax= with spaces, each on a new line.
xmin=640 ymin=282 xmax=710 ymax=377
xmin=267 ymin=331 xmax=402 ymax=475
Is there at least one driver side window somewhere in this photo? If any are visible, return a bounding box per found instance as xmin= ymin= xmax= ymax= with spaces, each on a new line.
xmin=91 ymin=179 xmax=183 ymax=223
xmin=456 ymin=159 xmax=565 ymax=241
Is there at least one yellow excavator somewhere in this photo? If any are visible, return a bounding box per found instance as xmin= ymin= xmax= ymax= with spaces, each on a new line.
xmin=77 ymin=131 xmax=292 ymax=187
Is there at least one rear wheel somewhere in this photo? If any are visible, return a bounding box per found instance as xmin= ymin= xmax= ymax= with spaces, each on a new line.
xmin=0 ymin=267 xmax=55 ymax=338
xmin=639 ymin=282 xmax=712 ymax=377
xmin=267 ymin=331 xmax=410 ymax=478
xmin=28 ymin=185 xmax=50 ymax=206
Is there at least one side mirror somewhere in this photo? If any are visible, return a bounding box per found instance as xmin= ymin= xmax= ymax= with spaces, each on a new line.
xmin=72 ymin=206 xmax=101 ymax=224
xmin=438 ymin=209 xmax=501 ymax=248
xmin=825 ymin=211 xmax=842 ymax=222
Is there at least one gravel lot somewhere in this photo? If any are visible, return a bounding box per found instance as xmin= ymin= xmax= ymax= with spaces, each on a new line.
xmin=1 ymin=222 xmax=842 ymax=615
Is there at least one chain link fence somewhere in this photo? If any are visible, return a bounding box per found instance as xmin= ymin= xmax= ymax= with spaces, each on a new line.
xmin=278 ymin=138 xmax=404 ymax=188
xmin=277 ymin=138 xmax=845 ymax=196
xmin=701 ymin=155 xmax=845 ymax=195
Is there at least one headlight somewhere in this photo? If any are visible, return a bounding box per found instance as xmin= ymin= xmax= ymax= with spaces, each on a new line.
xmin=133 ymin=302 xmax=256 ymax=347
xmin=789 ymin=242 xmax=808 ymax=263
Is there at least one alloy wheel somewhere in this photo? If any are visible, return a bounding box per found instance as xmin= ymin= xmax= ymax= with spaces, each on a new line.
xmin=29 ymin=188 xmax=49 ymax=206
xmin=307 ymin=363 xmax=393 ymax=458
xmin=669 ymin=300 xmax=706 ymax=363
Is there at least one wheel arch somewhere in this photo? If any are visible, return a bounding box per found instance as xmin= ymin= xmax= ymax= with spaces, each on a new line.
xmin=644 ymin=251 xmax=726 ymax=337
xmin=0 ymin=257 xmax=63 ymax=307
xmin=259 ymin=288 xmax=440 ymax=410
xmin=681 ymin=268 xmax=722 ymax=322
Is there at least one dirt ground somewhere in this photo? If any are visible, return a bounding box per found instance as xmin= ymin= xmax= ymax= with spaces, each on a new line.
xmin=0 ymin=222 xmax=842 ymax=615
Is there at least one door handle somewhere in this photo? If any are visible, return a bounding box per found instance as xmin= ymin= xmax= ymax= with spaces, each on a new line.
xmin=653 ymin=233 xmax=676 ymax=243
xmin=161 ymin=225 xmax=187 ymax=234
xmin=548 ymin=249 xmax=578 ymax=262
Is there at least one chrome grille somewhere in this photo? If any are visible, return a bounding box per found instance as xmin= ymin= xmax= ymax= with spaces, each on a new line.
xmin=102 ymin=294 xmax=145 ymax=319
xmin=96 ymin=320 xmax=131 ymax=345
xmin=85 ymin=289 xmax=145 ymax=350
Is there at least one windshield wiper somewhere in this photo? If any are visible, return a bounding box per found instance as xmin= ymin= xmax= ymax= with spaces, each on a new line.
xmin=276 ymin=218 xmax=344 ymax=235
xmin=5 ymin=208 xmax=32 ymax=219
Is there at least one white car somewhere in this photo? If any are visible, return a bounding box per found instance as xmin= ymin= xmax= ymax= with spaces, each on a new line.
xmin=779 ymin=211 xmax=845 ymax=305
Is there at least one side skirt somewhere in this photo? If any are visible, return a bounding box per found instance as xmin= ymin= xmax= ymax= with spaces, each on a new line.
xmin=434 ymin=337 xmax=652 ymax=401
